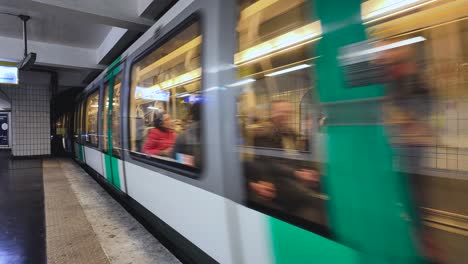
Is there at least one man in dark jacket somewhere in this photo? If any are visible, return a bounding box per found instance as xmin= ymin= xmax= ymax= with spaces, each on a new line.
xmin=173 ymin=103 xmax=201 ymax=168
xmin=246 ymin=100 xmax=320 ymax=216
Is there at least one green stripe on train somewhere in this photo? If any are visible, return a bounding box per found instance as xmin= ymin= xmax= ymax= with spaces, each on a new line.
xmin=111 ymin=157 xmax=121 ymax=189
xmin=269 ymin=217 xmax=359 ymax=264
xmin=104 ymin=153 xmax=112 ymax=182
xmin=104 ymin=154 xmax=121 ymax=189
xmin=78 ymin=144 xmax=84 ymax=162
xmin=105 ymin=55 xmax=122 ymax=82
xmin=104 ymin=62 xmax=122 ymax=190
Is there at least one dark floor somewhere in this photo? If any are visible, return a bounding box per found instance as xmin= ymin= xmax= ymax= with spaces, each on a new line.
xmin=0 ymin=150 xmax=46 ymax=264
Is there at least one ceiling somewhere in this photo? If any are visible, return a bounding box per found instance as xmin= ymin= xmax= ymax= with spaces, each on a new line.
xmin=0 ymin=0 xmax=178 ymax=91
xmin=0 ymin=11 xmax=112 ymax=49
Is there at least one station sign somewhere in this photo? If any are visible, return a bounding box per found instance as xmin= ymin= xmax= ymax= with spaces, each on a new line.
xmin=0 ymin=65 xmax=18 ymax=85
xmin=135 ymin=86 xmax=170 ymax=102
xmin=0 ymin=112 xmax=10 ymax=148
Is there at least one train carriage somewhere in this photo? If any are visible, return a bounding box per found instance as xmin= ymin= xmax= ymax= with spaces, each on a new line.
xmin=70 ymin=0 xmax=468 ymax=263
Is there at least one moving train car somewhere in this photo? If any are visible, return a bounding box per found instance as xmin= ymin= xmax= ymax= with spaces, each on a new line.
xmin=72 ymin=0 xmax=468 ymax=263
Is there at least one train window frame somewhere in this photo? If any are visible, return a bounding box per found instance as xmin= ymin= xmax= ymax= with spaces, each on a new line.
xmin=101 ymin=80 xmax=110 ymax=154
xmin=127 ymin=13 xmax=204 ymax=178
xmin=84 ymin=87 xmax=101 ymax=148
xmin=73 ymin=104 xmax=79 ymax=142
xmin=78 ymin=99 xmax=85 ymax=145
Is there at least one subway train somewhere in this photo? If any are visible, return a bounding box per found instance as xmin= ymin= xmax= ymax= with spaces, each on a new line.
xmin=68 ymin=0 xmax=468 ymax=263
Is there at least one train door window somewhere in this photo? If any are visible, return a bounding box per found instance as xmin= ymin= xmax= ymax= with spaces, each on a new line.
xmin=113 ymin=73 xmax=123 ymax=157
xmin=235 ymin=0 xmax=327 ymax=232
xmin=85 ymin=90 xmax=100 ymax=146
xmin=103 ymin=73 xmax=123 ymax=157
xmin=103 ymin=82 xmax=110 ymax=152
xmin=78 ymin=100 xmax=85 ymax=144
xmin=73 ymin=106 xmax=78 ymax=140
xmin=129 ymin=18 xmax=202 ymax=171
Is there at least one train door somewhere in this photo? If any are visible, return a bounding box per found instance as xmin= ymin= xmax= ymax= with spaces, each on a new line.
xmin=230 ymin=0 xmax=434 ymax=263
xmin=102 ymin=64 xmax=126 ymax=192
xmin=75 ymin=99 xmax=86 ymax=163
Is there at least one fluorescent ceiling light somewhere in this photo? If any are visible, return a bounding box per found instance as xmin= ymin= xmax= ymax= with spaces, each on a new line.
xmin=137 ymin=36 xmax=202 ymax=80
xmin=147 ymin=106 xmax=160 ymax=110
xmin=240 ymin=0 xmax=280 ymax=20
xmin=91 ymin=105 xmax=99 ymax=108
xmin=227 ymin=78 xmax=256 ymax=87
xmin=363 ymin=0 xmax=438 ymax=23
xmin=147 ymin=68 xmax=201 ymax=91
xmin=340 ymin=36 xmax=426 ymax=59
xmin=176 ymin=93 xmax=191 ymax=98
xmin=265 ymin=64 xmax=311 ymax=77
xmin=235 ymin=21 xmax=322 ymax=65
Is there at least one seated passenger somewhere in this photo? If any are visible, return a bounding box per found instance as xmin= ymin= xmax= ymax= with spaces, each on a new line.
xmin=142 ymin=111 xmax=175 ymax=156
xmin=173 ymin=104 xmax=201 ymax=167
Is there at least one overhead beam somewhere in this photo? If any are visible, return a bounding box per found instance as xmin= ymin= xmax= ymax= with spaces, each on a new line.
xmin=0 ymin=35 xmax=105 ymax=70
xmin=138 ymin=0 xmax=178 ymax=20
xmin=126 ymin=0 xmax=195 ymax=56
xmin=29 ymin=0 xmax=153 ymax=32
xmin=57 ymin=70 xmax=91 ymax=87
xmin=96 ymin=27 xmax=142 ymax=65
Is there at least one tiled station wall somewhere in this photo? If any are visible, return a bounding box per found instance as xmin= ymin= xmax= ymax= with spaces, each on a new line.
xmin=0 ymin=71 xmax=51 ymax=156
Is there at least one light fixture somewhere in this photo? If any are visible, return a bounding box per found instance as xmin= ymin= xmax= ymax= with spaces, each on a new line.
xmin=226 ymin=78 xmax=256 ymax=87
xmin=137 ymin=36 xmax=202 ymax=80
xmin=91 ymin=104 xmax=99 ymax=108
xmin=339 ymin=36 xmax=426 ymax=60
xmin=265 ymin=64 xmax=311 ymax=77
xmin=176 ymin=93 xmax=191 ymax=98
xmin=147 ymin=68 xmax=201 ymax=91
xmin=363 ymin=0 xmax=439 ymax=24
xmin=240 ymin=0 xmax=281 ymax=21
xmin=235 ymin=21 xmax=322 ymax=65
xmin=147 ymin=106 xmax=160 ymax=110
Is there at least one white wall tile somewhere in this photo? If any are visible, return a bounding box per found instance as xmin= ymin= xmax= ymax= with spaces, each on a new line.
xmin=0 ymin=71 xmax=51 ymax=156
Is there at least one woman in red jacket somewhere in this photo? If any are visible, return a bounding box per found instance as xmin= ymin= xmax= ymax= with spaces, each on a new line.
xmin=142 ymin=111 xmax=176 ymax=156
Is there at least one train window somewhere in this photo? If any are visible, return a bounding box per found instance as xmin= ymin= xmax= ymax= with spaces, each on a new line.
xmin=102 ymin=73 xmax=123 ymax=157
xmin=78 ymin=100 xmax=85 ymax=144
xmin=81 ymin=101 xmax=86 ymax=144
xmin=102 ymin=82 xmax=110 ymax=152
xmin=85 ymin=90 xmax=100 ymax=146
xmin=73 ymin=105 xmax=78 ymax=140
xmin=235 ymin=0 xmax=327 ymax=232
xmin=129 ymin=18 xmax=202 ymax=171
xmin=113 ymin=74 xmax=122 ymax=156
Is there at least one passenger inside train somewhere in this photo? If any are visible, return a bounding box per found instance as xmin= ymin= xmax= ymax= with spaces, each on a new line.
xmin=376 ymin=37 xmax=442 ymax=262
xmin=85 ymin=90 xmax=99 ymax=146
xmin=142 ymin=111 xmax=176 ymax=156
xmin=244 ymin=99 xmax=322 ymax=223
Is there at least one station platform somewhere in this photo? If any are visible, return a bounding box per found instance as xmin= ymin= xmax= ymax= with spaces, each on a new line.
xmin=0 ymin=150 xmax=180 ymax=264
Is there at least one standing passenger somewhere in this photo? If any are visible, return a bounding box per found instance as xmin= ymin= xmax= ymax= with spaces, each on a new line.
xmin=173 ymin=103 xmax=202 ymax=167
xmin=379 ymin=40 xmax=442 ymax=263
xmin=246 ymin=100 xmax=320 ymax=217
